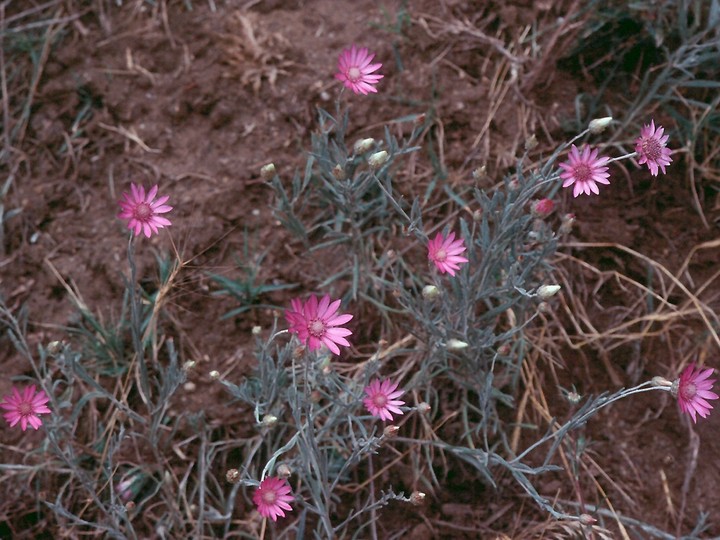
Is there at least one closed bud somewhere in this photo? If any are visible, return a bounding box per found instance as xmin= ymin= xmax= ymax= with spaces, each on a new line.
xmin=537 ymin=301 xmax=551 ymax=313
xmin=251 ymin=326 xmax=262 ymax=335
xmin=588 ymin=116 xmax=612 ymax=134
xmin=498 ymin=343 xmax=512 ymax=356
xmin=525 ymin=134 xmax=538 ymax=151
xmin=409 ymin=491 xmax=426 ymax=506
xmin=652 ymin=376 xmax=673 ymax=388
xmin=579 ymin=513 xmax=597 ymax=525
xmin=383 ymin=425 xmax=399 ymax=438
xmin=353 ymin=137 xmax=375 ymax=154
xmin=225 ymin=468 xmax=240 ymax=484
xmin=537 ymin=284 xmax=561 ymax=299
xmin=508 ymin=179 xmax=520 ymax=191
xmin=47 ymin=340 xmax=63 ymax=354
xmin=472 ymin=208 xmax=483 ymax=222
xmin=209 ymin=370 xmax=220 ymax=380
xmin=567 ymin=391 xmax=582 ymax=405
xmin=262 ymin=414 xmax=278 ymax=427
xmin=531 ymin=198 xmax=555 ymax=218
xmin=422 ymin=285 xmax=439 ymax=300
xmin=417 ymin=402 xmax=431 ymax=414
xmin=446 ymin=339 xmax=469 ymax=351
xmin=260 ymin=163 xmax=276 ymax=180
xmin=332 ymin=164 xmax=346 ymax=180
xmin=559 ymin=213 xmax=576 ymax=235
xmin=183 ymin=360 xmax=196 ymax=371
xmin=368 ymin=150 xmax=389 ymax=170
xmin=277 ymin=464 xmax=292 ymax=479
xmin=472 ymin=166 xmax=487 ymax=180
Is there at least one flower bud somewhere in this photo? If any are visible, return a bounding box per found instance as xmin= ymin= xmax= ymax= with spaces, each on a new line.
xmin=588 ymin=116 xmax=612 ymax=134
xmin=537 ymin=284 xmax=561 ymax=299
xmin=383 ymin=425 xmax=399 ymax=438
xmin=446 ymin=339 xmax=469 ymax=351
xmin=409 ymin=491 xmax=426 ymax=506
xmin=353 ymin=137 xmax=375 ymax=154
xmin=472 ymin=208 xmax=483 ymax=222
xmin=262 ymin=414 xmax=278 ymax=427
xmin=566 ymin=391 xmax=582 ymax=405
xmin=559 ymin=213 xmax=576 ymax=235
xmin=276 ymin=464 xmax=292 ymax=479
xmin=183 ymin=360 xmax=196 ymax=371
xmin=332 ymin=164 xmax=346 ymax=180
xmin=579 ymin=513 xmax=597 ymax=525
xmin=368 ymin=150 xmax=389 ymax=170
xmin=531 ymin=198 xmax=555 ymax=218
xmin=251 ymin=325 xmax=262 ymax=335
xmin=422 ymin=285 xmax=439 ymax=300
xmin=525 ymin=134 xmax=538 ymax=151
xmin=508 ymin=179 xmax=520 ymax=191
xmin=497 ymin=343 xmax=511 ymax=356
xmin=209 ymin=370 xmax=220 ymax=380
xmin=651 ymin=376 xmax=673 ymax=388
xmin=472 ymin=166 xmax=487 ymax=180
xmin=417 ymin=402 xmax=431 ymax=414
xmin=225 ymin=468 xmax=240 ymax=484
xmin=260 ymin=163 xmax=276 ymax=180
xmin=537 ymin=301 xmax=551 ymax=313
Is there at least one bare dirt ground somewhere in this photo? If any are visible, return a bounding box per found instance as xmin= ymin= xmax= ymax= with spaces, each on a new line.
xmin=2 ymin=0 xmax=720 ymax=537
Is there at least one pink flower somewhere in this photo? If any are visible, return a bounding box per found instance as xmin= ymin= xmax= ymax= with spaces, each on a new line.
xmin=335 ymin=45 xmax=383 ymax=95
xmin=363 ymin=378 xmax=405 ymax=422
xmin=559 ymin=144 xmax=610 ymax=197
xmin=673 ymin=364 xmax=719 ymax=423
xmin=635 ymin=120 xmax=672 ymax=176
xmin=285 ymin=294 xmax=353 ymax=355
xmin=253 ymin=476 xmax=293 ymax=521
xmin=1 ymin=385 xmax=51 ymax=431
xmin=428 ymin=231 xmax=469 ymax=276
xmin=118 ymin=183 xmax=173 ymax=238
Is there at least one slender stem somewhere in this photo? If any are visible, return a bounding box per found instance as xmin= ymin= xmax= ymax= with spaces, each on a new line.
xmin=127 ymin=235 xmax=151 ymax=406
xmin=607 ymin=151 xmax=638 ymax=164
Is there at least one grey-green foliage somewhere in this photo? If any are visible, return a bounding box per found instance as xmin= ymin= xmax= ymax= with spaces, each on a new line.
xmin=270 ymin=107 xmax=423 ymax=306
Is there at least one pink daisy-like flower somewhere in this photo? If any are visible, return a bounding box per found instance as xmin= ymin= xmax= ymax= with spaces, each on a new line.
xmin=363 ymin=378 xmax=406 ymax=422
xmin=1 ymin=385 xmax=51 ymax=431
xmin=673 ymin=364 xmax=719 ymax=423
xmin=285 ymin=294 xmax=353 ymax=355
xmin=635 ymin=119 xmax=673 ymax=176
xmin=117 ymin=183 xmax=173 ymax=238
xmin=428 ymin=231 xmax=469 ymax=276
xmin=335 ymin=45 xmax=383 ymax=95
xmin=253 ymin=476 xmax=293 ymax=522
xmin=559 ymin=144 xmax=611 ymax=197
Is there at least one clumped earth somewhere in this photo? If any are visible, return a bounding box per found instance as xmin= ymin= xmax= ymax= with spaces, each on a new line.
xmin=2 ymin=0 xmax=720 ymax=537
